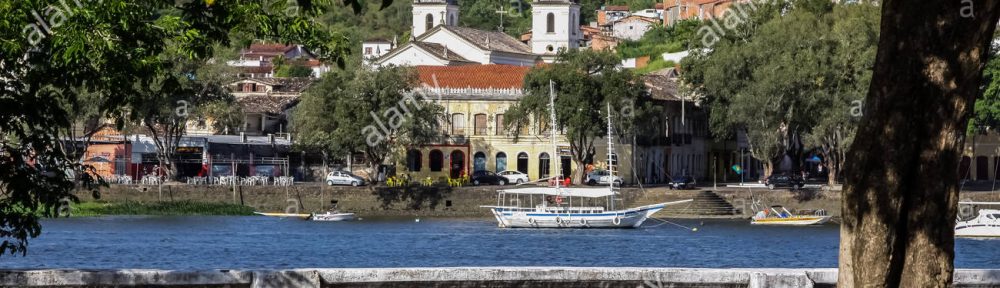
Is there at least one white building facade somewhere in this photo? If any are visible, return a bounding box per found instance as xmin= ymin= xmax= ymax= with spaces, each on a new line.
xmin=530 ymin=0 xmax=582 ymax=59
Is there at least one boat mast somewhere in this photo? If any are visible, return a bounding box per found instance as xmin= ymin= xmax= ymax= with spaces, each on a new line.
xmin=550 ymin=80 xmax=559 ymax=191
xmin=607 ymin=102 xmax=616 ymax=211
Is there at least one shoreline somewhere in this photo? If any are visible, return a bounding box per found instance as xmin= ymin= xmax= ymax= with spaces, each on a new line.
xmin=63 ymin=184 xmax=1000 ymax=218
xmin=59 ymin=200 xmax=255 ymax=217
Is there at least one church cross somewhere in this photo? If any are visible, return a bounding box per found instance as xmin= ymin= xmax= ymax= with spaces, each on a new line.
xmin=495 ymin=6 xmax=508 ymax=32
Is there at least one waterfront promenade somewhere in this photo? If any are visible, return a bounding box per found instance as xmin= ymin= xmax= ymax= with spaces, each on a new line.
xmin=3 ymin=267 xmax=999 ymax=287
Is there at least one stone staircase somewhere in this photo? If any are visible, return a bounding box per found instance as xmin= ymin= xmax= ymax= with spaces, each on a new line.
xmin=675 ymin=190 xmax=737 ymax=216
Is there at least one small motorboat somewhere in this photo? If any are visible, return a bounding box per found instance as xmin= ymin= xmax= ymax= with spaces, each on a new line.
xmin=955 ymin=202 xmax=1000 ymax=237
xmin=751 ymin=205 xmax=831 ymax=226
xmin=253 ymin=212 xmax=311 ymax=219
xmin=309 ymin=211 xmax=356 ymax=221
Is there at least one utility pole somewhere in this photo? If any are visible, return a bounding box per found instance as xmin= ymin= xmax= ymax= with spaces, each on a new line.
xmin=740 ymin=148 xmax=745 ymax=185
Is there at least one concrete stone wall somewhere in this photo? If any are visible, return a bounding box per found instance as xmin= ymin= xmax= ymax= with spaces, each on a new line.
xmin=74 ymin=184 xmax=1000 ymax=218
xmin=2 ymin=268 xmax=999 ymax=288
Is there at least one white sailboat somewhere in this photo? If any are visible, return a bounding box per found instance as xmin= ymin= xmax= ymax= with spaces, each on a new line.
xmin=956 ymin=202 xmax=1000 ymax=237
xmin=482 ymin=81 xmax=691 ymax=228
xmin=309 ymin=201 xmax=356 ymax=221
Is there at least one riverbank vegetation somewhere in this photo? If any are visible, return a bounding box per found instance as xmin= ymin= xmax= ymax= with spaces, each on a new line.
xmin=681 ymin=1 xmax=880 ymax=185
xmin=65 ymin=201 xmax=255 ymax=217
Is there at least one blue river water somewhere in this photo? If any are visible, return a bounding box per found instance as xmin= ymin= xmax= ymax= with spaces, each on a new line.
xmin=1 ymin=216 xmax=997 ymax=269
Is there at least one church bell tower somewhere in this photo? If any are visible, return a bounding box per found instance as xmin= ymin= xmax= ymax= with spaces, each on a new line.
xmin=412 ymin=0 xmax=460 ymax=37
xmin=531 ymin=0 xmax=581 ymax=56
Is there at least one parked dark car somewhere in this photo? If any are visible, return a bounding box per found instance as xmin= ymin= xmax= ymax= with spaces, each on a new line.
xmin=471 ymin=170 xmax=507 ymax=186
xmin=764 ymin=174 xmax=805 ymax=190
xmin=668 ymin=175 xmax=696 ymax=189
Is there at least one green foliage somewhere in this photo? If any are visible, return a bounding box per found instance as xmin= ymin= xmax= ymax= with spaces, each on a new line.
xmin=128 ymin=44 xmax=241 ymax=181
xmin=618 ymin=19 xmax=700 ymax=59
xmin=634 ymin=58 xmax=676 ymax=75
xmin=505 ymin=49 xmax=646 ymax=181
xmin=605 ymin=0 xmax=658 ymax=12
xmin=578 ymin=0 xmax=604 ymax=26
xmin=198 ymin=100 xmax=244 ymax=133
xmin=273 ymin=55 xmax=316 ymax=77
xmin=276 ymin=64 xmax=316 ymax=77
xmin=970 ymin=34 xmax=1000 ymax=133
xmin=460 ymin=0 xmax=533 ymax=36
xmin=293 ymin=65 xmax=443 ymax=181
xmin=0 ymin=0 xmax=345 ymax=256
xmin=681 ymin=0 xmax=878 ymax=177
xmin=64 ymin=201 xmax=255 ymax=216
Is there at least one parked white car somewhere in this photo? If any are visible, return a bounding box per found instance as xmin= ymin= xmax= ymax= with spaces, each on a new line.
xmin=326 ymin=171 xmax=365 ymax=187
xmin=585 ymin=170 xmax=623 ymax=186
xmin=498 ymin=170 xmax=529 ymax=184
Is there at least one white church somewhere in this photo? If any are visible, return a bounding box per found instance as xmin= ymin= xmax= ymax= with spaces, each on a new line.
xmin=365 ymin=0 xmax=583 ymax=66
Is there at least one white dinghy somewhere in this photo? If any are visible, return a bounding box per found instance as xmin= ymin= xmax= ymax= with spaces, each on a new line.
xmin=309 ymin=211 xmax=356 ymax=221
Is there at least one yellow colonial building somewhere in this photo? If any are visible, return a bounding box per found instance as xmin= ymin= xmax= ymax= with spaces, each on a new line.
xmin=396 ymin=65 xmax=639 ymax=183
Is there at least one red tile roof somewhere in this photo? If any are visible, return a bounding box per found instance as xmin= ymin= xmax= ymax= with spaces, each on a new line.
xmin=248 ymin=43 xmax=295 ymax=53
xmin=416 ymin=65 xmax=531 ymax=89
xmin=604 ymin=5 xmax=630 ymax=11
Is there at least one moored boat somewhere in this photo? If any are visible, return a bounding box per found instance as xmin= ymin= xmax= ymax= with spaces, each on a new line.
xmin=483 ymin=187 xmax=691 ymax=228
xmin=751 ymin=205 xmax=831 ymax=226
xmin=253 ymin=212 xmax=311 ymax=219
xmin=956 ymin=202 xmax=1000 ymax=237
xmin=482 ymin=91 xmax=692 ymax=229
xmin=309 ymin=211 xmax=356 ymax=221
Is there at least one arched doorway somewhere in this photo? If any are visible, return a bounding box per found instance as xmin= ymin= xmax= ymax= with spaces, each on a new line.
xmin=977 ymin=156 xmax=989 ymax=180
xmin=560 ymin=155 xmax=571 ymax=177
xmin=496 ymin=152 xmax=507 ymax=172
xmin=960 ymin=156 xmax=971 ymax=180
xmin=429 ymin=150 xmax=443 ymax=172
xmin=406 ymin=149 xmax=422 ymax=172
xmin=450 ymin=150 xmax=465 ymax=178
xmin=473 ymin=152 xmax=487 ymax=172
xmin=539 ymin=153 xmax=551 ymax=179
xmin=517 ymin=152 xmax=528 ymax=174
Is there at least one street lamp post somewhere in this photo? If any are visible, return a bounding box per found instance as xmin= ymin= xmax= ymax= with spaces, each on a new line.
xmin=713 ymin=155 xmax=717 ymax=190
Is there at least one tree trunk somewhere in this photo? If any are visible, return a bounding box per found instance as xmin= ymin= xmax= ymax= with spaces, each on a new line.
xmin=762 ymin=160 xmax=773 ymax=179
xmin=572 ymin=159 xmax=586 ymax=185
xmin=839 ymin=1 xmax=1000 ymax=287
xmin=321 ymin=151 xmax=328 ymax=183
xmin=827 ymin=161 xmax=838 ymax=188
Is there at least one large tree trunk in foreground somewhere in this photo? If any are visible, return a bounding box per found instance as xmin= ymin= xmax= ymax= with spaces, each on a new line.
xmin=839 ymin=1 xmax=1000 ymax=287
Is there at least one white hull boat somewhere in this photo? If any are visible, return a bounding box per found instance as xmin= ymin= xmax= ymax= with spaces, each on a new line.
xmin=956 ymin=207 xmax=1000 ymax=238
xmin=486 ymin=200 xmax=691 ymax=228
xmin=750 ymin=215 xmax=832 ymax=226
xmin=482 ymin=90 xmax=694 ymax=229
xmin=751 ymin=205 xmax=831 ymax=226
xmin=309 ymin=212 xmax=355 ymax=221
xmin=254 ymin=212 xmax=310 ymax=219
